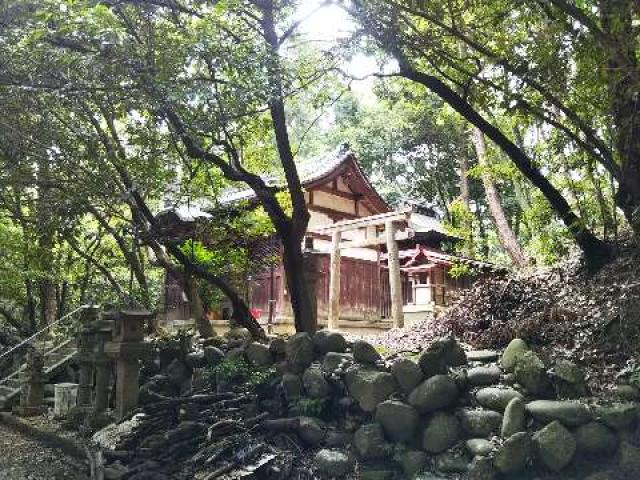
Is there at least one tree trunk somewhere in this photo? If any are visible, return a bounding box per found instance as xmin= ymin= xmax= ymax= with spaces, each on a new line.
xmin=400 ymin=64 xmax=611 ymax=269
xmin=281 ymin=236 xmax=316 ymax=334
xmin=88 ymin=205 xmax=150 ymax=306
xmin=600 ymin=0 xmax=640 ymax=242
xmin=585 ymin=157 xmax=614 ymax=240
xmin=458 ymin=155 xmax=474 ymax=256
xmin=471 ymin=128 xmax=529 ymax=267
xmin=184 ymin=274 xmax=216 ymax=338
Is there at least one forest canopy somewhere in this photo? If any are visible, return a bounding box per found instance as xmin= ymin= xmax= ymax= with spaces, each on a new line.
xmin=0 ymin=0 xmax=638 ymax=339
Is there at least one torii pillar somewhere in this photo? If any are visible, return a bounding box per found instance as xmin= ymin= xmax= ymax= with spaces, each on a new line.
xmin=327 ymin=231 xmax=341 ymax=330
xmin=386 ymin=220 xmax=404 ymax=328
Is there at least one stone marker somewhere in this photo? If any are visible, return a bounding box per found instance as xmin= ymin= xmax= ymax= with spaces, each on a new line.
xmin=54 ymin=383 xmax=79 ymax=417
xmin=15 ymin=349 xmax=47 ymax=416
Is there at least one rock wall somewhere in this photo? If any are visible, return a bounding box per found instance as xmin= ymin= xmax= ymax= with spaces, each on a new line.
xmin=238 ymin=331 xmax=640 ymax=479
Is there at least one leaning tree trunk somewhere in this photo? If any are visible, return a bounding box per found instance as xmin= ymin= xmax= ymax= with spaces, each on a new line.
xmin=184 ymin=274 xmax=216 ymax=339
xmin=399 ymin=65 xmax=611 ymax=269
xmin=471 ymin=128 xmax=529 ymax=267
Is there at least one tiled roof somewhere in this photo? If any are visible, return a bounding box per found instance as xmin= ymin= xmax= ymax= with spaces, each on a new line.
xmin=218 ymin=145 xmax=352 ymax=204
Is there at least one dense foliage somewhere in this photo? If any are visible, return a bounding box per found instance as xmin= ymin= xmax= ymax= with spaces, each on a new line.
xmin=0 ymin=0 xmax=637 ymax=339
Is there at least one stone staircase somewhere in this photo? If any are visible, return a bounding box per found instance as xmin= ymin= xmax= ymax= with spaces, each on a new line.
xmin=0 ymin=340 xmax=78 ymax=410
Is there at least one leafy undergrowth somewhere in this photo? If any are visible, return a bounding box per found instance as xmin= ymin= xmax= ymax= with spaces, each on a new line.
xmin=369 ymin=245 xmax=640 ymax=395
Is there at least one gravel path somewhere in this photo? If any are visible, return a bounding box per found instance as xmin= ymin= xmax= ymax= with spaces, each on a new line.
xmin=0 ymin=424 xmax=88 ymax=480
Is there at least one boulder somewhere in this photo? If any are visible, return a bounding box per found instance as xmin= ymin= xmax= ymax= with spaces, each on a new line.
xmin=245 ymin=342 xmax=273 ymax=367
xmin=594 ymin=403 xmax=639 ymax=430
xmin=617 ymin=441 xmax=640 ymax=473
xmin=359 ymin=469 xmax=395 ymax=480
xmin=345 ymin=368 xmax=397 ymax=413
xmin=532 ymin=420 xmax=576 ymax=472
xmin=321 ymin=352 xmax=353 ymax=373
xmin=375 ymin=400 xmax=419 ymax=442
xmin=302 ymin=367 xmax=330 ymax=399
xmin=476 ymin=387 xmax=523 ymax=412
xmin=391 ymin=358 xmax=423 ymax=393
xmin=298 ymin=416 xmax=326 ymax=445
xmin=526 ymin=400 xmax=592 ymax=427
xmin=104 ymin=463 xmax=128 ymax=480
xmin=408 ymin=375 xmax=458 ymax=413
xmin=185 ymin=351 xmax=206 ymax=369
xmin=465 ymin=438 xmax=494 ymax=456
xmin=501 ymin=338 xmax=529 ymax=372
xmin=466 ymin=456 xmax=497 ymax=480
xmin=435 ymin=452 xmax=469 ymax=473
xmin=313 ymin=330 xmax=347 ymax=354
xmin=286 ymin=333 xmax=314 ymax=373
xmin=352 ymin=340 xmax=382 ymax=364
xmin=613 ymin=384 xmax=640 ymax=401
xmin=422 ymin=412 xmax=461 ymax=453
xmin=550 ymin=359 xmax=587 ymax=398
xmin=467 ymin=366 xmax=502 ymax=387
xmin=354 ymin=423 xmax=387 ymax=459
xmin=281 ymin=373 xmax=303 ymax=402
xmin=224 ymin=347 xmax=245 ymax=362
xmin=501 ymin=397 xmax=526 ymax=437
xmin=575 ymin=421 xmax=619 ymax=455
xmin=418 ymin=337 xmax=466 ymax=377
xmin=400 ymin=450 xmax=428 ymax=477
xmin=166 ymin=359 xmax=192 ymax=391
xmin=513 ymin=350 xmax=552 ymax=396
xmin=493 ymin=432 xmax=531 ymax=474
xmin=467 ymin=350 xmax=500 ymax=363
xmin=314 ymin=449 xmax=355 ymax=477
xmin=226 ymin=327 xmax=253 ymax=344
xmin=458 ymin=408 xmax=503 ymax=438
xmin=268 ymin=338 xmax=286 ymax=357
xmin=325 ymin=431 xmax=353 ymax=448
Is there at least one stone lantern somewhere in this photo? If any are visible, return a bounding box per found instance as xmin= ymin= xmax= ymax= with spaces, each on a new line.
xmin=76 ymin=305 xmax=99 ymax=408
xmin=14 ymin=348 xmax=46 ymax=416
xmin=93 ymin=310 xmax=116 ymax=414
xmin=105 ymin=310 xmax=152 ymax=419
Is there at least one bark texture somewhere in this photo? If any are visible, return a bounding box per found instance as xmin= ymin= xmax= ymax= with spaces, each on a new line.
xmin=471 ymin=128 xmax=528 ymax=267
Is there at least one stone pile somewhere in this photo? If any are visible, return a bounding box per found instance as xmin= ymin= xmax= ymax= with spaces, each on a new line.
xmin=267 ymin=332 xmax=640 ymax=479
xmin=98 ymin=328 xmax=640 ymax=480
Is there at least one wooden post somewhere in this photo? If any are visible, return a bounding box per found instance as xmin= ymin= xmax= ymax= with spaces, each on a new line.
xmin=327 ymin=230 xmax=341 ymax=330
xmin=385 ymin=220 xmax=404 ymax=328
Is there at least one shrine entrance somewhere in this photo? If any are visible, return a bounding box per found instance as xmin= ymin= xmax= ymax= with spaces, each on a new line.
xmin=312 ymin=209 xmax=415 ymax=330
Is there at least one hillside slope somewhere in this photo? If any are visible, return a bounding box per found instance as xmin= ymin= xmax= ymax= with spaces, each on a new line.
xmin=372 ymin=246 xmax=640 ymax=394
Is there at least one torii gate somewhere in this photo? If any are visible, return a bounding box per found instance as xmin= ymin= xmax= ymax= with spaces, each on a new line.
xmin=313 ymin=209 xmax=414 ymax=330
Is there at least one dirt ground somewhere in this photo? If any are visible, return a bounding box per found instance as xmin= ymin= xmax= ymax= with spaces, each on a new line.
xmin=0 ymin=424 xmax=87 ymax=480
